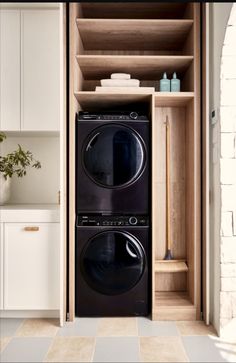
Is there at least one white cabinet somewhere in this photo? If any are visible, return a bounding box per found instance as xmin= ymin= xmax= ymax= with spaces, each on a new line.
xmin=21 ymin=10 xmax=60 ymax=131
xmin=0 ymin=10 xmax=21 ymax=130
xmin=0 ymin=9 xmax=59 ymax=132
xmin=3 ymin=222 xmax=60 ymax=310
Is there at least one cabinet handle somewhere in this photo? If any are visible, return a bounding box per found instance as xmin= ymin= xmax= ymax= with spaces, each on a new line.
xmin=24 ymin=226 xmax=39 ymax=232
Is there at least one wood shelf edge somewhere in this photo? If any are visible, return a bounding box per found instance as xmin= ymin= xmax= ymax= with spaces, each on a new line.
xmin=155 ymin=260 xmax=188 ymax=273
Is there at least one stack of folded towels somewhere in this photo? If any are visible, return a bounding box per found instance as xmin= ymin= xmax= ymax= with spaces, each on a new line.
xmin=95 ymin=73 xmax=140 ymax=91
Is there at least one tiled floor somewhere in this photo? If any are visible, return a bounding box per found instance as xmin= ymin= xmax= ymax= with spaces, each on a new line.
xmin=0 ymin=317 xmax=236 ymax=362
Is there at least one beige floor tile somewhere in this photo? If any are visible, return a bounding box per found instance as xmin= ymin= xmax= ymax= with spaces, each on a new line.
xmin=45 ymin=337 xmax=95 ymax=362
xmin=97 ymin=317 xmax=138 ymax=336
xmin=140 ymin=336 xmax=189 ymax=362
xmin=0 ymin=337 xmax=11 ymax=353
xmin=176 ymin=321 xmax=217 ymax=336
xmin=16 ymin=319 xmax=59 ymax=337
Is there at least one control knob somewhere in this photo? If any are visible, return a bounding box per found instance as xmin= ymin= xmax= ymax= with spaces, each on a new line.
xmin=129 ymin=112 xmax=138 ymax=120
xmin=129 ymin=216 xmax=138 ymax=225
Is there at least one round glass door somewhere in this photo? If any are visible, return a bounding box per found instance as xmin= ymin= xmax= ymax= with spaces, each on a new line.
xmin=83 ymin=124 xmax=145 ymax=188
xmin=81 ymin=231 xmax=145 ymax=295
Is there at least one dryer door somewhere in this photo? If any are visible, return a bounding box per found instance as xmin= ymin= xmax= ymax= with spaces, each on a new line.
xmin=83 ymin=124 xmax=146 ymax=188
xmin=81 ymin=231 xmax=146 ymax=295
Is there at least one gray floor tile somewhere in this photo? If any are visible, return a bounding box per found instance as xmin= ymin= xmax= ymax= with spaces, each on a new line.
xmin=138 ymin=317 xmax=179 ymax=336
xmin=57 ymin=317 xmax=100 ymax=337
xmin=182 ymin=336 xmax=236 ymax=362
xmin=0 ymin=319 xmax=24 ymax=337
xmin=93 ymin=337 xmax=140 ymax=362
xmin=0 ymin=337 xmax=52 ymax=363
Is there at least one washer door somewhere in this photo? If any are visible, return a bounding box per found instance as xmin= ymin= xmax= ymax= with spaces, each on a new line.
xmin=81 ymin=231 xmax=146 ymax=295
xmin=83 ymin=124 xmax=145 ymax=188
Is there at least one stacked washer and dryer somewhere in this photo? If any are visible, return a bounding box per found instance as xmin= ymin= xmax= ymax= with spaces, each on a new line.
xmin=75 ymin=111 xmax=150 ymax=316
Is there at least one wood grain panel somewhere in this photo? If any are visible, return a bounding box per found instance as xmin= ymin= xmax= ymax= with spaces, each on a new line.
xmin=153 ymin=107 xmax=186 ymax=261
xmin=155 ymin=273 xmax=187 ymax=292
xmin=153 ymin=292 xmax=196 ymax=321
xmin=76 ymin=19 xmax=193 ymax=51
xmin=76 ymin=55 xmax=193 ymax=80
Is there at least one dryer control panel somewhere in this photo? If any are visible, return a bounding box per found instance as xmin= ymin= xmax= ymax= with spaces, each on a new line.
xmin=76 ymin=215 xmax=149 ymax=227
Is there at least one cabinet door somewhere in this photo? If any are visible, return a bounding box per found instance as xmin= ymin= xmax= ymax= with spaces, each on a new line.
xmin=4 ymin=223 xmax=60 ymax=310
xmin=21 ymin=10 xmax=60 ymax=131
xmin=0 ymin=10 xmax=21 ymax=131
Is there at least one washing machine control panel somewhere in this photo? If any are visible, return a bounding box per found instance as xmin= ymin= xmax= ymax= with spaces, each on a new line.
xmin=77 ymin=215 xmax=149 ymax=227
xmin=78 ymin=111 xmax=148 ymax=121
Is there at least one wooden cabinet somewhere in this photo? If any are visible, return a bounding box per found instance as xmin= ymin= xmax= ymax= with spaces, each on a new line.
xmin=0 ymin=9 xmax=59 ymax=132
xmin=21 ymin=10 xmax=60 ymax=131
xmin=68 ymin=2 xmax=201 ymax=321
xmin=3 ymin=222 xmax=60 ymax=310
xmin=0 ymin=10 xmax=21 ymax=130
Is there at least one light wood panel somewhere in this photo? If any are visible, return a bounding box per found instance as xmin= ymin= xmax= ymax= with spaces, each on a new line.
xmin=74 ymin=91 xmax=152 ymax=111
xmin=76 ymin=55 xmax=193 ymax=80
xmin=154 ymin=92 xmax=194 ymax=106
xmin=76 ymin=19 xmax=193 ymax=51
xmin=153 ymin=107 xmax=186 ymax=261
xmin=155 ymin=273 xmax=187 ymax=292
xmin=68 ymin=2 xmax=82 ymax=322
xmin=80 ymin=3 xmax=189 ymax=19
xmin=202 ymin=3 xmax=210 ymax=325
xmin=155 ymin=260 xmax=188 ymax=273
xmin=153 ymin=292 xmax=196 ymax=320
xmin=193 ymin=2 xmax=201 ymax=320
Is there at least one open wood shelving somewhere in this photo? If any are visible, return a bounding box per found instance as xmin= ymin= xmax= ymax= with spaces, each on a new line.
xmin=76 ymin=55 xmax=193 ymax=81
xmin=69 ymin=2 xmax=201 ymax=322
xmin=76 ymin=19 xmax=193 ymax=53
xmin=74 ymin=91 xmax=194 ymax=109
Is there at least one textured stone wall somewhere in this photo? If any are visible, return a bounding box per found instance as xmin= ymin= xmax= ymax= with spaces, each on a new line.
xmin=220 ymin=4 xmax=236 ymax=338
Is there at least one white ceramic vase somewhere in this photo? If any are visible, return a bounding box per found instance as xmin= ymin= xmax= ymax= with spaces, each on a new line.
xmin=0 ymin=173 xmax=11 ymax=205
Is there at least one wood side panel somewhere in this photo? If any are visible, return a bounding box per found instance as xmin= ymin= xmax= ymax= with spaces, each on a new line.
xmin=201 ymin=3 xmax=210 ymax=325
xmin=193 ymin=3 xmax=201 ymax=320
xmin=62 ymin=2 xmax=67 ymax=326
xmin=153 ymin=107 xmax=186 ymax=261
xmin=68 ymin=2 xmax=81 ymax=322
xmin=185 ymin=99 xmax=195 ymax=306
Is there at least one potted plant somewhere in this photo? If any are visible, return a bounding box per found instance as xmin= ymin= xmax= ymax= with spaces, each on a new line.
xmin=0 ymin=132 xmax=41 ymax=205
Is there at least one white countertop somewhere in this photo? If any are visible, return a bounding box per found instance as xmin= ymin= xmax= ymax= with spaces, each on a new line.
xmin=0 ymin=204 xmax=60 ymax=223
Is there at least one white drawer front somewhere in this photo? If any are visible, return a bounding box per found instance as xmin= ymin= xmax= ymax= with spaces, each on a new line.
xmin=4 ymin=223 xmax=60 ymax=310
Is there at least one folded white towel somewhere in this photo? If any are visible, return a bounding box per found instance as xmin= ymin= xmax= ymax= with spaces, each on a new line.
xmin=111 ymin=73 xmax=131 ymax=80
xmin=101 ymin=79 xmax=140 ymax=87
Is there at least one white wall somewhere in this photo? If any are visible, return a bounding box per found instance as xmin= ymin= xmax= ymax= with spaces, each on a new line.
xmin=209 ymin=2 xmax=233 ymax=334
xmin=1 ymin=136 xmax=60 ymax=204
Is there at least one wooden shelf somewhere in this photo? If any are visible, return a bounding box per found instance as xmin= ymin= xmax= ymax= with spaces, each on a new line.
xmin=154 ymin=92 xmax=194 ymax=106
xmin=74 ymin=91 xmax=151 ymax=110
xmin=74 ymin=91 xmax=194 ymax=110
xmin=153 ymin=292 xmax=196 ymax=320
xmin=155 ymin=260 xmax=188 ymax=273
xmin=76 ymin=55 xmax=194 ymax=80
xmin=80 ymin=3 xmax=189 ymax=19
xmin=76 ymin=19 xmax=193 ymax=51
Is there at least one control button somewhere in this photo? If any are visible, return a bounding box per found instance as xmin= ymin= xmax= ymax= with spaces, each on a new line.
xmin=129 ymin=217 xmax=138 ymax=225
xmin=129 ymin=112 xmax=138 ymax=120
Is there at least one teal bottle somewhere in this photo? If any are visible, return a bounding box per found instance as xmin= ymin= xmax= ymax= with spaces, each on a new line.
xmin=159 ymin=72 xmax=170 ymax=92
xmin=171 ymin=72 xmax=180 ymax=92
